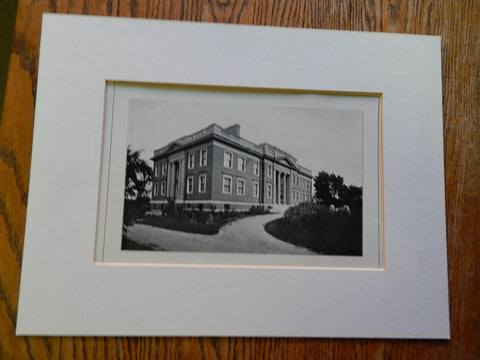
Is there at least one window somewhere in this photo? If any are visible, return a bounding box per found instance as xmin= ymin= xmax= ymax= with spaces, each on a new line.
xmin=224 ymin=151 xmax=233 ymax=168
xmin=187 ymin=176 xmax=194 ymax=194
xmin=238 ymin=156 xmax=246 ymax=172
xmin=237 ymin=178 xmax=245 ymax=196
xmin=161 ymin=162 xmax=167 ymax=175
xmin=188 ymin=153 xmax=195 ymax=169
xmin=303 ymin=192 xmax=306 ymax=202
xmin=154 ymin=163 xmax=160 ymax=177
xmin=153 ymin=182 xmax=159 ymax=196
xmin=160 ymin=181 xmax=166 ymax=195
xmin=223 ymin=175 xmax=233 ymax=194
xmin=307 ymin=180 xmax=310 ymax=189
xmin=200 ymin=149 xmax=207 ymax=166
xmin=198 ymin=174 xmax=206 ymax=193
xmin=254 ymin=161 xmax=259 ymax=176
xmin=267 ymin=165 xmax=272 ymax=178
xmin=266 ymin=183 xmax=272 ymax=198
xmin=253 ymin=181 xmax=259 ymax=198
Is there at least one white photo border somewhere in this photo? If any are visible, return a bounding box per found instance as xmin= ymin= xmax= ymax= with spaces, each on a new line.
xmin=17 ymin=14 xmax=449 ymax=338
xmin=96 ymin=82 xmax=383 ymax=268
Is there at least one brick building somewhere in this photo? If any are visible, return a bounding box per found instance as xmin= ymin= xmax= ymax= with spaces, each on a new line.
xmin=151 ymin=123 xmax=313 ymax=211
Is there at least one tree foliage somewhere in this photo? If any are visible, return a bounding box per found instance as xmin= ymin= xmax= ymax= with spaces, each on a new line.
xmin=314 ymin=171 xmax=362 ymax=208
xmin=125 ymin=147 xmax=153 ymax=200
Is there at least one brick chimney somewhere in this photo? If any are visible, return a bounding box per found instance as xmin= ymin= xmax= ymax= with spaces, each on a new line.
xmin=224 ymin=124 xmax=241 ymax=137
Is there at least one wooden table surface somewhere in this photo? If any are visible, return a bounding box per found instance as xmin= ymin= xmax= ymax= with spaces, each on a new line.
xmin=1 ymin=0 xmax=478 ymax=359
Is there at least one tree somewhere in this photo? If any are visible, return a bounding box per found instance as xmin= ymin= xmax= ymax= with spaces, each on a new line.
xmin=123 ymin=147 xmax=153 ymax=228
xmin=124 ymin=147 xmax=153 ymax=200
xmin=314 ymin=171 xmax=362 ymax=208
xmin=314 ymin=171 xmax=345 ymax=206
xmin=340 ymin=184 xmax=362 ymax=210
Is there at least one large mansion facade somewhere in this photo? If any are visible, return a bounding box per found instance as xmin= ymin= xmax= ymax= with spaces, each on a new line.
xmin=151 ymin=124 xmax=313 ymax=211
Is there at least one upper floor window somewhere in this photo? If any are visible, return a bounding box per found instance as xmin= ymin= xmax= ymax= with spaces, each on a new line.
xmin=224 ymin=151 xmax=233 ymax=168
xmin=162 ymin=162 xmax=167 ymax=175
xmin=254 ymin=161 xmax=259 ymax=176
xmin=238 ymin=156 xmax=246 ymax=172
xmin=154 ymin=163 xmax=160 ymax=177
xmin=188 ymin=153 xmax=195 ymax=169
xmin=237 ymin=178 xmax=245 ymax=196
xmin=200 ymin=149 xmax=207 ymax=166
xmin=198 ymin=174 xmax=206 ymax=193
xmin=267 ymin=165 xmax=272 ymax=178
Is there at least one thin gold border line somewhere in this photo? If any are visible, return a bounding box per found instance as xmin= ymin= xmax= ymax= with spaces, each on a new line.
xmin=108 ymin=79 xmax=383 ymax=98
xmin=96 ymin=262 xmax=387 ymax=271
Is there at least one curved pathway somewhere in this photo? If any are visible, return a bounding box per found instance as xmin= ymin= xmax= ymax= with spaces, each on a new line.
xmin=126 ymin=213 xmax=313 ymax=254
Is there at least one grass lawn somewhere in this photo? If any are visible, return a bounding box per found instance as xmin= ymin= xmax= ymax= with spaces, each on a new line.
xmin=265 ymin=218 xmax=362 ymax=255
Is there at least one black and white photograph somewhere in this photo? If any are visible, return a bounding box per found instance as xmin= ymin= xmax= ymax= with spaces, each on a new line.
xmin=119 ymin=87 xmax=365 ymax=256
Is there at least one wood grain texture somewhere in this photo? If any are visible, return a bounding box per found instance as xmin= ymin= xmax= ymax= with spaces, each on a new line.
xmin=1 ymin=0 xmax=479 ymax=358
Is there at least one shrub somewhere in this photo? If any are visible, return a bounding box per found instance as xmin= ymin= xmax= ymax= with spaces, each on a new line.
xmin=123 ymin=198 xmax=150 ymax=226
xmin=272 ymin=201 xmax=362 ymax=255
xmin=284 ymin=202 xmax=331 ymax=232
xmin=248 ymin=206 xmax=270 ymax=215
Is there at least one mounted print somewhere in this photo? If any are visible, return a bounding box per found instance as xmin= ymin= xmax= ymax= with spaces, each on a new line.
xmin=95 ymin=82 xmax=383 ymax=268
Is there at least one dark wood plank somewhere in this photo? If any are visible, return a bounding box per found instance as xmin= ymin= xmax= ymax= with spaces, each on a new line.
xmin=1 ymin=0 xmax=479 ymax=358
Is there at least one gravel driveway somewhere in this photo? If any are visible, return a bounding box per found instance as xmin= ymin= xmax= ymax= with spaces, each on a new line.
xmin=125 ymin=213 xmax=313 ymax=254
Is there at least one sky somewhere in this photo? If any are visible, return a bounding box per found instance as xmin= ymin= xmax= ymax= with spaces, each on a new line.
xmin=128 ymin=98 xmax=363 ymax=187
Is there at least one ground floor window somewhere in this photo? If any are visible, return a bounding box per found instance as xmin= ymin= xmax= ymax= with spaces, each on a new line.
xmin=266 ymin=183 xmax=272 ymax=198
xmin=153 ymin=182 xmax=159 ymax=196
xmin=237 ymin=178 xmax=245 ymax=196
xmin=160 ymin=181 xmax=166 ymax=195
xmin=253 ymin=181 xmax=259 ymax=198
xmin=223 ymin=174 xmax=233 ymax=194
xmin=187 ymin=176 xmax=194 ymax=194
xmin=198 ymin=173 xmax=206 ymax=193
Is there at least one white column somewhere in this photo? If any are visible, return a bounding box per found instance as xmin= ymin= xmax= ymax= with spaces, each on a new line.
xmin=273 ymin=169 xmax=277 ymax=204
xmin=279 ymin=172 xmax=282 ymax=204
xmin=286 ymin=174 xmax=290 ymax=205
